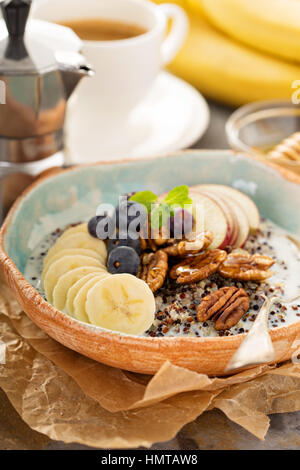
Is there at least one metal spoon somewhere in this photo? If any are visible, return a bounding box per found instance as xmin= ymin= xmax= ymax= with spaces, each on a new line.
xmin=226 ymin=233 xmax=300 ymax=372
xmin=226 ymin=294 xmax=300 ymax=372
xmin=226 ymin=293 xmax=300 ymax=372
xmin=226 ymin=295 xmax=275 ymax=372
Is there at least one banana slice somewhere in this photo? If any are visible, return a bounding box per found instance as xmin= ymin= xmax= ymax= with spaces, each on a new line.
xmin=43 ymin=255 xmax=102 ymax=304
xmin=59 ymin=232 xmax=107 ymax=260
xmin=44 ymin=248 xmax=103 ymax=273
xmin=44 ymin=232 xmax=107 ymax=267
xmin=66 ymin=272 xmax=102 ymax=317
xmin=52 ymin=266 xmax=106 ymax=312
xmin=73 ymin=273 xmax=111 ymax=323
xmin=86 ymin=274 xmax=155 ymax=335
xmin=59 ymin=223 xmax=88 ymax=240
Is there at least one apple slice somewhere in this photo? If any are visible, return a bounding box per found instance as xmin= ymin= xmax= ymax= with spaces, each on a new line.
xmin=194 ymin=190 xmax=236 ymax=249
xmin=189 ymin=191 xmax=228 ymax=249
xmin=228 ymin=210 xmax=240 ymax=248
xmin=196 ymin=186 xmax=249 ymax=247
xmin=223 ymin=196 xmax=249 ymax=248
xmin=192 ymin=188 xmax=240 ymax=248
xmin=193 ymin=184 xmax=260 ymax=232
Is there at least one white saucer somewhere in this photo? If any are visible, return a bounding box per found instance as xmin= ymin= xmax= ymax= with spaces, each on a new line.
xmin=65 ymin=71 xmax=210 ymax=163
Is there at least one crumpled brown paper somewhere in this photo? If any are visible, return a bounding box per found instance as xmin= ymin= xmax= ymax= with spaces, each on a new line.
xmin=1 ymin=276 xmax=300 ymax=448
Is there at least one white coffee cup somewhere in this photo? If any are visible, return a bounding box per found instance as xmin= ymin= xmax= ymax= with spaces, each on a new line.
xmin=32 ymin=0 xmax=188 ymax=140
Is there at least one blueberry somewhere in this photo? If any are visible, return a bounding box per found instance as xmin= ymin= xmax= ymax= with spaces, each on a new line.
xmin=169 ymin=209 xmax=194 ymax=238
xmin=116 ymin=199 xmax=147 ymax=235
xmin=108 ymin=235 xmax=141 ymax=255
xmin=88 ymin=216 xmax=99 ymax=238
xmin=107 ymin=246 xmax=140 ymax=275
xmin=88 ymin=214 xmax=114 ymax=240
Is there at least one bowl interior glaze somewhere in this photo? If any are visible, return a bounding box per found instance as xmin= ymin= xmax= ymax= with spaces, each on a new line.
xmin=4 ymin=150 xmax=300 ymax=276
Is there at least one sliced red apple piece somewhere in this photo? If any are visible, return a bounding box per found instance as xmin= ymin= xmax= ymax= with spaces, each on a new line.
xmin=195 ymin=190 xmax=235 ymax=249
xmin=192 ymin=188 xmax=240 ymax=248
xmin=223 ymin=196 xmax=249 ymax=248
xmin=228 ymin=209 xmax=240 ymax=248
xmin=192 ymin=184 xmax=260 ymax=232
xmin=189 ymin=191 xmax=228 ymax=249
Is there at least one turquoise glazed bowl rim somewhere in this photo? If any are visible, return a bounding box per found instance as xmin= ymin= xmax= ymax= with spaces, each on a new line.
xmin=1 ymin=149 xmax=300 ymax=374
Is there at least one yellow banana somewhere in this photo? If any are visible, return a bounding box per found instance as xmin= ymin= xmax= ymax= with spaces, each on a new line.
xmin=167 ymin=13 xmax=300 ymax=106
xmin=152 ymin=0 xmax=187 ymax=7
xmin=201 ymin=0 xmax=300 ymax=64
xmin=185 ymin=0 xmax=205 ymax=16
xmin=152 ymin=0 xmax=201 ymax=13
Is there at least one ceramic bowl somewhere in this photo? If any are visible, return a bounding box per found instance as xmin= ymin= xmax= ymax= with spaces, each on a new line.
xmin=1 ymin=150 xmax=300 ymax=376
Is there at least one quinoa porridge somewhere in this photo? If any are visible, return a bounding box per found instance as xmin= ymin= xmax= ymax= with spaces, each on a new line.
xmin=25 ymin=218 xmax=300 ymax=337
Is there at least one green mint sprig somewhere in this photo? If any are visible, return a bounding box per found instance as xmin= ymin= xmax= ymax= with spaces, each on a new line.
xmin=129 ymin=190 xmax=158 ymax=213
xmin=163 ymin=185 xmax=192 ymax=208
xmin=129 ymin=185 xmax=193 ymax=229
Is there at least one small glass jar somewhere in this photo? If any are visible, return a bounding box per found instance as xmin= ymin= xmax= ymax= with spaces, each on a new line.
xmin=226 ymin=100 xmax=300 ymax=176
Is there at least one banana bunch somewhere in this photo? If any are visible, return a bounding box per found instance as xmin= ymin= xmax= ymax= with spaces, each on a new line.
xmin=202 ymin=0 xmax=300 ymax=63
xmin=153 ymin=0 xmax=300 ymax=106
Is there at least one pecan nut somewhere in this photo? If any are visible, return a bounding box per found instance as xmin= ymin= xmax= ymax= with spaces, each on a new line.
xmin=150 ymin=225 xmax=170 ymax=246
xmin=169 ymin=249 xmax=227 ymax=284
xmin=197 ymin=286 xmax=249 ymax=330
xmin=138 ymin=250 xmax=168 ymax=292
xmin=218 ymin=251 xmax=274 ymax=281
xmin=162 ymin=231 xmax=213 ymax=257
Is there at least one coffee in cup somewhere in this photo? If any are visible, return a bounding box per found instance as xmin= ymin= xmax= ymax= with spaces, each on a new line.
xmin=59 ymin=18 xmax=148 ymax=41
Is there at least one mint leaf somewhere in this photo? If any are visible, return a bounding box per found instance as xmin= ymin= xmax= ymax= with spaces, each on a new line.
xmin=164 ymin=185 xmax=192 ymax=208
xmin=164 ymin=185 xmax=188 ymax=202
xmin=129 ymin=185 xmax=193 ymax=221
xmin=130 ymin=191 xmax=158 ymax=213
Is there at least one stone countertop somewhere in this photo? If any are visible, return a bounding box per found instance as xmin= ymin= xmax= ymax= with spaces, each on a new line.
xmin=1 ymin=101 xmax=300 ymax=451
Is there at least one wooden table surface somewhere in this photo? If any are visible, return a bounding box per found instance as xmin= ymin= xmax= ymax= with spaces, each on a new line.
xmin=1 ymin=101 xmax=300 ymax=451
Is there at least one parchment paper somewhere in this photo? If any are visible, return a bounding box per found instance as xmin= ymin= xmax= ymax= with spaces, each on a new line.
xmin=1 ymin=275 xmax=300 ymax=448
